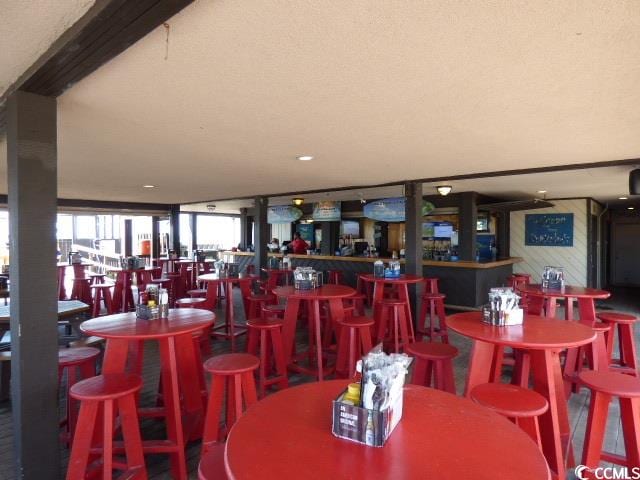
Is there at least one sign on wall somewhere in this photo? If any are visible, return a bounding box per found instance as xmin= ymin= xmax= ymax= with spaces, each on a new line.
xmin=363 ymin=198 xmax=436 ymax=222
xmin=312 ymin=201 xmax=341 ymax=221
xmin=525 ymin=213 xmax=574 ymax=247
xmin=268 ymin=206 xmax=303 ymax=224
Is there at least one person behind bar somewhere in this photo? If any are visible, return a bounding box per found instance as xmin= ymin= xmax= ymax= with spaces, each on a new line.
xmin=290 ymin=232 xmax=309 ymax=254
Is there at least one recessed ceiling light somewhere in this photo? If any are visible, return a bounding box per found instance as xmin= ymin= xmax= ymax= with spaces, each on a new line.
xmin=619 ymin=196 xmax=628 ymax=200
xmin=436 ymin=185 xmax=452 ymax=196
xmin=143 ymin=185 xmax=155 ymax=188
xmin=628 ymin=207 xmax=635 ymax=210
xmin=297 ymin=155 xmax=314 ymax=161
xmin=537 ymin=190 xmax=547 ymax=194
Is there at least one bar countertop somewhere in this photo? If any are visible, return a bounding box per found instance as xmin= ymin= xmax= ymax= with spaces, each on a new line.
xmin=221 ymin=251 xmax=522 ymax=270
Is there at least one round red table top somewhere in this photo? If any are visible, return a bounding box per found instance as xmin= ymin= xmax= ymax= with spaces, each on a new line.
xmin=223 ymin=380 xmax=550 ymax=480
xmin=80 ymin=308 xmax=215 ymax=340
xmin=447 ymin=311 xmax=596 ymax=350
xmin=273 ymin=285 xmax=355 ymax=300
xmin=518 ymin=284 xmax=610 ymax=300
xmin=359 ymin=273 xmax=423 ymax=284
xmin=197 ymin=273 xmax=257 ymax=283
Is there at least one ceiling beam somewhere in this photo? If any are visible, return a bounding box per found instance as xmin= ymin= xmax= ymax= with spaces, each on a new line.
xmin=0 ymin=0 xmax=194 ymax=133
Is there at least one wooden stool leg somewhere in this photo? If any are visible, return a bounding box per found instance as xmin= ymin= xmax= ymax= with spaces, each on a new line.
xmin=411 ymin=358 xmax=427 ymax=386
xmin=347 ymin=327 xmax=357 ymax=379
xmin=104 ymin=289 xmax=114 ymax=315
xmin=102 ymin=399 xmax=114 ymax=479
xmin=118 ymin=394 xmax=146 ymax=476
xmin=620 ymin=324 xmax=638 ymax=374
xmin=359 ymin=326 xmax=372 ymax=355
xmin=270 ymin=328 xmax=288 ymax=390
xmin=417 ymin=299 xmax=428 ymax=340
xmin=515 ymin=416 xmax=543 ymax=449
xmin=202 ymin=376 xmax=225 ymax=447
xmin=429 ymin=300 xmax=436 ymax=340
xmin=241 ymin=371 xmax=258 ymax=408
xmin=581 ymin=390 xmax=612 ymax=468
xmin=437 ymin=300 xmax=448 ymax=343
xmin=619 ymin=397 xmax=640 ymax=466
xmin=92 ymin=289 xmax=102 ymax=317
xmin=512 ymin=351 xmax=531 ymax=388
xmin=258 ymin=330 xmax=268 ymax=398
xmin=397 ymin=307 xmax=411 ymax=351
xmin=442 ymin=359 xmax=456 ymax=394
xmin=66 ymin=400 xmax=98 ymax=480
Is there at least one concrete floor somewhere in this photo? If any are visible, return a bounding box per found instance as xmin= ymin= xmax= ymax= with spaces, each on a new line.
xmin=0 ymin=286 xmax=638 ymax=479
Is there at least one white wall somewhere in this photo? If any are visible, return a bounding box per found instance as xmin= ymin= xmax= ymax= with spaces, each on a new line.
xmin=510 ymin=199 xmax=588 ymax=286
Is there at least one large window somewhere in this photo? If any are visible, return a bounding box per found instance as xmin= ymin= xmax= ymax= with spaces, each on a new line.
xmin=196 ymin=215 xmax=241 ymax=250
xmin=75 ymin=216 xmax=96 ymax=239
xmin=180 ymin=213 xmax=193 ymax=254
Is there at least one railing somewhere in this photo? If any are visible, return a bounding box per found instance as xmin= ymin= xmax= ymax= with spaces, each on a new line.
xmin=71 ymin=244 xmax=122 ymax=272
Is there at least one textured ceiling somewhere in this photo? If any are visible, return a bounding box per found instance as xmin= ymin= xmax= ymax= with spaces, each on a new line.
xmin=2 ymin=0 xmax=640 ymax=204
xmin=0 ymin=0 xmax=95 ymax=97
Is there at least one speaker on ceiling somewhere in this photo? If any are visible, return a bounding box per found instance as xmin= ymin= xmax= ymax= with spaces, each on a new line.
xmin=630 ymin=169 xmax=640 ymax=195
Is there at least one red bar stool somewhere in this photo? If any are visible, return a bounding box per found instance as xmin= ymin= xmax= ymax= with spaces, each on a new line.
xmin=356 ymin=273 xmax=373 ymax=306
xmin=66 ymin=374 xmax=146 ymax=480
xmin=405 ymin=341 xmax=458 ymax=394
xmin=58 ymin=347 xmax=101 ymax=443
xmin=423 ymin=277 xmax=439 ymax=294
xmin=202 ymin=354 xmax=259 ymax=453
xmin=188 ymin=288 xmax=207 ymax=298
xmin=246 ymin=293 xmax=273 ymax=320
xmin=470 ymin=383 xmax=548 ymax=450
xmin=564 ymin=322 xmax=612 ymax=397
xmin=376 ymin=299 xmax=415 ymax=352
xmin=262 ymin=304 xmax=286 ymax=320
xmin=597 ymin=312 xmax=638 ymax=376
xmin=112 ymin=271 xmax=136 ymax=313
xmin=336 ymin=316 xmax=374 ymax=378
xmin=90 ymin=284 xmax=114 ymax=317
xmin=579 ymin=370 xmax=640 ymax=468
xmin=136 ymin=270 xmax=155 ymax=293
xmin=166 ymin=272 xmax=184 ymax=302
xmin=198 ymin=443 xmax=228 ymax=480
xmin=246 ymin=318 xmax=288 ymax=397
xmin=88 ymin=273 xmax=106 ymax=285
xmin=327 ymin=270 xmax=344 ymax=285
xmin=71 ymin=278 xmax=93 ymax=306
xmin=417 ymin=292 xmax=448 ymax=343
xmin=344 ymin=292 xmax=366 ymax=317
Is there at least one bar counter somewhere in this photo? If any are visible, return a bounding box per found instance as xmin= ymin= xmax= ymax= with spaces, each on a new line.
xmin=221 ymin=251 xmax=522 ymax=308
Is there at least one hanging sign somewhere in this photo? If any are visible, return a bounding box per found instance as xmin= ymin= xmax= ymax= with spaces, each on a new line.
xmin=312 ymin=201 xmax=341 ymax=221
xmin=363 ymin=198 xmax=436 ymax=222
xmin=267 ymin=205 xmax=303 ymax=224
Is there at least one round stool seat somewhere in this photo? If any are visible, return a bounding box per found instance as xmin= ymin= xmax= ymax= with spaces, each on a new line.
xmin=90 ymin=283 xmax=113 ymax=289
xmin=198 ymin=443 xmax=226 ymax=480
xmin=263 ymin=304 xmax=285 ymax=313
xmin=578 ymin=370 xmax=640 ymax=398
xmin=597 ymin=312 xmax=637 ymax=324
xmin=337 ymin=315 xmax=375 ymax=328
xmin=204 ymin=353 xmax=260 ymax=375
xmin=70 ymin=373 xmax=142 ymax=402
xmin=592 ymin=322 xmax=612 ymax=333
xmin=176 ymin=297 xmax=206 ymax=307
xmin=405 ymin=341 xmax=458 ymax=360
xmin=88 ymin=273 xmax=106 ymax=280
xmin=422 ymin=292 xmax=446 ymax=300
xmin=58 ymin=347 xmax=101 ymax=367
xmin=470 ymin=383 xmax=549 ymax=418
xmin=188 ymin=289 xmax=207 ymax=297
xmin=150 ymin=278 xmax=172 ymax=285
xmin=379 ymin=299 xmax=406 ymax=307
xmin=247 ymin=317 xmax=283 ymax=329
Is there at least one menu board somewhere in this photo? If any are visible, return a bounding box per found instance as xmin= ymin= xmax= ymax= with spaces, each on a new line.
xmin=268 ymin=206 xmax=303 ymax=224
xmin=423 ymin=222 xmax=453 ymax=239
xmin=312 ymin=201 xmax=341 ymax=221
xmin=525 ymin=213 xmax=573 ymax=247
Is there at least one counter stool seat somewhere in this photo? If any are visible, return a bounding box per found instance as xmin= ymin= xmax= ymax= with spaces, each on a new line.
xmin=470 ymin=383 xmax=549 ymax=418
xmin=418 ymin=292 xmax=448 ymax=343
xmin=176 ymin=297 xmax=208 ymax=308
xmin=564 ymin=321 xmax=612 ymax=397
xmin=344 ymin=293 xmax=366 ymax=317
xmin=246 ymin=318 xmax=288 ymax=397
xmin=405 ymin=341 xmax=457 ymax=394
xmin=246 ymin=294 xmax=273 ymax=320
xmin=578 ymin=370 xmax=640 ymax=468
xmin=261 ymin=304 xmax=285 ymax=320
xmin=597 ymin=311 xmax=638 ymax=376
xmin=376 ymin=299 xmax=414 ymax=353
xmin=202 ymin=354 xmax=259 ymax=450
xmin=90 ymin=284 xmax=114 ymax=317
xmin=88 ymin=273 xmax=106 ymax=285
xmin=198 ymin=443 xmax=227 ymax=480
xmin=336 ymin=316 xmax=374 ymax=378
xmin=66 ymin=374 xmax=146 ymax=480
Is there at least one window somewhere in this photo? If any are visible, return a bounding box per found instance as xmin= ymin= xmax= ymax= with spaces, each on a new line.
xmin=75 ymin=216 xmax=96 ymax=239
xmin=196 ymin=215 xmax=241 ymax=250
xmin=180 ymin=213 xmax=193 ymax=253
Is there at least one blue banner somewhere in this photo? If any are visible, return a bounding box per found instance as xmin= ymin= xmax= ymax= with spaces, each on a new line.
xmin=312 ymin=201 xmax=341 ymax=221
xmin=267 ymin=206 xmax=303 ymax=224
xmin=525 ymin=213 xmax=574 ymax=247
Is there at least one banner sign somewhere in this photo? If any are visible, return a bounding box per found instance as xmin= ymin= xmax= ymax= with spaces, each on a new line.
xmin=312 ymin=201 xmax=341 ymax=221
xmin=267 ymin=205 xmax=303 ymax=224
xmin=525 ymin=213 xmax=574 ymax=247
xmin=363 ymin=198 xmax=436 ymax=222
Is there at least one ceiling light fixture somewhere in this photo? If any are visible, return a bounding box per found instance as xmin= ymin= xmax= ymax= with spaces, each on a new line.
xmin=297 ymin=155 xmax=314 ymax=161
xmin=619 ymin=196 xmax=628 ymax=200
xmin=206 ymin=204 xmax=216 ymax=212
xmin=628 ymin=207 xmax=635 ymax=210
xmin=436 ymin=185 xmax=452 ymax=196
xmin=537 ymin=190 xmax=547 ymax=194
xmin=292 ymin=197 xmax=304 ymax=206
xmin=143 ymin=184 xmax=155 ymax=188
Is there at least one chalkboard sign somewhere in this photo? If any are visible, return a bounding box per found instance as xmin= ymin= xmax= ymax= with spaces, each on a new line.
xmin=525 ymin=213 xmax=573 ymax=247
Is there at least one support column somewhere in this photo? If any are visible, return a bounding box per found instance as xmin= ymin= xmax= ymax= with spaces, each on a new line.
xmin=458 ymin=192 xmax=478 ymax=261
xmin=320 ymin=222 xmax=339 ymax=255
xmin=7 ymin=91 xmax=60 ymax=479
xmin=404 ymin=181 xmax=422 ymax=321
xmin=239 ymin=208 xmax=248 ymax=250
xmin=497 ymin=211 xmax=510 ymax=259
xmin=190 ymin=213 xmax=197 ymax=253
xmin=151 ymin=215 xmax=160 ymax=260
xmin=124 ymin=219 xmax=133 ymax=256
xmin=170 ymin=204 xmax=180 ymax=255
xmin=253 ymin=197 xmax=268 ymax=276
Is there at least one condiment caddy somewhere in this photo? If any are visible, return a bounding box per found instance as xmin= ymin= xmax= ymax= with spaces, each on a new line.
xmin=482 ymin=287 xmax=523 ymax=326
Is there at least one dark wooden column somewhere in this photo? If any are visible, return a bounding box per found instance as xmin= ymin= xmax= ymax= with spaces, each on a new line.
xmin=320 ymin=222 xmax=339 ymax=255
xmin=123 ymin=219 xmax=133 ymax=256
xmin=151 ymin=215 xmax=160 ymax=259
xmin=239 ymin=208 xmax=248 ymax=249
xmin=404 ymin=181 xmax=422 ymax=320
xmin=7 ymin=91 xmax=59 ymax=479
xmin=170 ymin=204 xmax=180 ymax=254
xmin=190 ymin=213 xmax=197 ymax=252
xmin=497 ymin=211 xmax=510 ymax=259
xmin=253 ymin=197 xmax=268 ymax=275
xmin=458 ymin=192 xmax=478 ymax=261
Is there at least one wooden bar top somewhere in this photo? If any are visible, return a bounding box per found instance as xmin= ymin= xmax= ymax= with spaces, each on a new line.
xmin=220 ymin=251 xmax=522 ymax=269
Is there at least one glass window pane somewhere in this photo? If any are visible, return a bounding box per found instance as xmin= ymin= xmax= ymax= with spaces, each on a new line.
xmin=75 ymin=216 xmax=96 ymax=239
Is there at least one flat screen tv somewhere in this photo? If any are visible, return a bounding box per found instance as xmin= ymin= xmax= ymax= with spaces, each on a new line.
xmin=341 ymin=220 xmax=360 ymax=237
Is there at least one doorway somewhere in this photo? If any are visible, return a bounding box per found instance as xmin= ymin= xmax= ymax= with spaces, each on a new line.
xmin=611 ymin=222 xmax=640 ymax=286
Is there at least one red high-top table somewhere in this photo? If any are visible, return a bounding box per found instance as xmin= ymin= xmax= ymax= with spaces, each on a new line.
xmin=274 ymin=285 xmax=355 ymax=381
xmin=448 ymin=311 xmax=595 ymax=480
xmin=80 ymin=308 xmax=215 ymax=480
xmin=198 ymin=272 xmax=258 ymax=351
xmin=261 ymin=267 xmax=294 ymax=290
xmin=359 ymin=274 xmax=423 ymax=329
xmin=518 ymin=284 xmax=610 ymax=325
xmin=218 ymin=380 xmax=550 ymax=480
